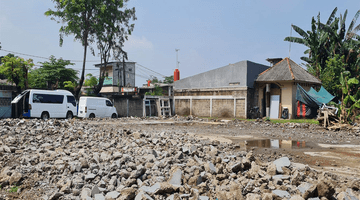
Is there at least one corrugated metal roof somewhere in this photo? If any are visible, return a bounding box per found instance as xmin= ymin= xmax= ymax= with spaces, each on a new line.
xmin=256 ymin=58 xmax=321 ymax=84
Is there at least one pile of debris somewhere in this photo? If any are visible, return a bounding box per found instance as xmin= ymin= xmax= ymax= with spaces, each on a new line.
xmin=0 ymin=118 xmax=359 ymax=200
xmin=317 ymin=106 xmax=340 ymax=129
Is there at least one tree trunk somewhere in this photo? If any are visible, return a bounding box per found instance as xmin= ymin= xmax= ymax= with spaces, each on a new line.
xmin=74 ymin=34 xmax=88 ymax=100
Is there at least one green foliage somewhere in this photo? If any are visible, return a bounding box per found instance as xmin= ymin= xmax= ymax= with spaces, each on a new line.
xmin=0 ymin=54 xmax=34 ymax=91
xmin=145 ymin=85 xmax=163 ymax=96
xmin=84 ymin=74 xmax=98 ymax=87
xmin=286 ymin=7 xmax=360 ymax=123
xmin=28 ymin=56 xmax=77 ymax=90
xmin=63 ymin=81 xmax=77 ymax=92
xmin=163 ymin=76 xmax=174 ymax=84
xmin=8 ymin=186 xmax=18 ymax=193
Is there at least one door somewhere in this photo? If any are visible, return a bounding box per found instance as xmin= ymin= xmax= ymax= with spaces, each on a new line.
xmin=270 ymin=95 xmax=280 ymax=119
xmin=66 ymin=95 xmax=77 ymax=117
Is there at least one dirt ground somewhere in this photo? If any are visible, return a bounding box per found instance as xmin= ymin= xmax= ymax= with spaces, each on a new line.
xmin=97 ymin=117 xmax=360 ymax=179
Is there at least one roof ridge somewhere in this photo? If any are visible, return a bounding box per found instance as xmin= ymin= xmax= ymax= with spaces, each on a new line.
xmin=258 ymin=57 xmax=287 ymax=76
xmin=288 ymin=59 xmax=322 ymax=83
xmin=286 ymin=57 xmax=295 ymax=80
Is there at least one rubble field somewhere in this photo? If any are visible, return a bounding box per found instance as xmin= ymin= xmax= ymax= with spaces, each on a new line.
xmin=0 ymin=116 xmax=359 ymax=200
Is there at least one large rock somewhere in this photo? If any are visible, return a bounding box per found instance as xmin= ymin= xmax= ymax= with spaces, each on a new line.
xmin=273 ymin=157 xmax=291 ymax=174
xmin=316 ymin=179 xmax=335 ymax=199
xmin=168 ymin=168 xmax=182 ymax=186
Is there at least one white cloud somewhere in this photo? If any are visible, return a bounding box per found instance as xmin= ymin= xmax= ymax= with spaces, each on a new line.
xmin=124 ymin=35 xmax=154 ymax=51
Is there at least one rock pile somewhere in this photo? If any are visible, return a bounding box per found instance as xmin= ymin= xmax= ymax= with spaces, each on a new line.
xmin=0 ymin=118 xmax=359 ymax=200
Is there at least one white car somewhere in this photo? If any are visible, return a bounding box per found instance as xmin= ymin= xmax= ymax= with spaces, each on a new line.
xmin=77 ymin=96 xmax=118 ymax=118
xmin=11 ymin=89 xmax=77 ymax=119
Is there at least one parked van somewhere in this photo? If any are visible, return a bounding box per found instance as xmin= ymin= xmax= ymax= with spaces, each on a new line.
xmin=77 ymin=97 xmax=118 ymax=118
xmin=11 ymin=89 xmax=77 ymax=119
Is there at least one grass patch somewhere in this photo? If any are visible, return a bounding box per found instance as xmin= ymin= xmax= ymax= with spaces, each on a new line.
xmin=8 ymin=186 xmax=19 ymax=193
xmin=270 ymin=119 xmax=319 ymax=124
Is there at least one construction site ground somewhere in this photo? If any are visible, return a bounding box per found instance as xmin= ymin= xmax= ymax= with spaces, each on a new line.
xmin=96 ymin=117 xmax=360 ymax=179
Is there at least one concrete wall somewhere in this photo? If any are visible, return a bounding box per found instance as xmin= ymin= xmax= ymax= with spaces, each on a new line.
xmin=113 ymin=96 xmax=143 ymax=117
xmin=174 ymin=88 xmax=248 ymax=118
xmin=174 ymin=61 xmax=268 ymax=90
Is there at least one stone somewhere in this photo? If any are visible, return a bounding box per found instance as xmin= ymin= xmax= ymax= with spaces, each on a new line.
xmin=105 ymin=191 xmax=120 ymax=200
xmin=267 ymin=163 xmax=277 ymax=176
xmin=302 ymin=184 xmax=318 ymax=200
xmin=118 ymin=188 xmax=136 ymax=200
xmin=273 ymin=157 xmax=291 ymax=174
xmin=85 ymin=173 xmax=96 ymax=181
xmin=272 ymin=190 xmax=291 ymax=199
xmin=246 ymin=193 xmax=261 ymax=200
xmin=230 ymin=162 xmax=242 ymax=173
xmin=94 ymin=194 xmax=105 ymax=200
xmin=91 ymin=185 xmax=101 ymax=197
xmin=80 ymin=158 xmax=89 ymax=168
xmin=49 ymin=192 xmax=64 ymax=200
xmin=135 ymin=191 xmax=154 ymax=200
xmin=9 ymin=171 xmax=22 ymax=186
xmin=204 ymin=162 xmax=217 ymax=174
xmin=317 ymin=179 xmax=335 ymax=199
xmin=80 ymin=188 xmax=91 ymax=200
xmin=289 ymin=195 xmax=305 ymax=200
xmin=168 ymin=168 xmax=182 ymax=186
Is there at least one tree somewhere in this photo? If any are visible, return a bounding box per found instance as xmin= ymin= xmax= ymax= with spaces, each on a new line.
xmin=163 ymin=75 xmax=174 ymax=84
xmin=84 ymin=73 xmax=98 ymax=95
xmin=28 ymin=56 xmax=78 ymax=90
xmin=45 ymin=0 xmax=136 ymax=99
xmin=93 ymin=0 xmax=136 ymax=95
xmin=285 ymin=8 xmax=360 ymax=122
xmin=0 ymin=54 xmax=34 ymax=93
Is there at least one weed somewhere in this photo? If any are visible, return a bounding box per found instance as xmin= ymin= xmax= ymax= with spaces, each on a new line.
xmin=8 ymin=186 xmax=19 ymax=193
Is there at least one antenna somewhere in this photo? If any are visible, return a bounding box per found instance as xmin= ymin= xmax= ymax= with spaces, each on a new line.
xmin=289 ymin=24 xmax=293 ymax=58
xmin=175 ymin=49 xmax=180 ymax=69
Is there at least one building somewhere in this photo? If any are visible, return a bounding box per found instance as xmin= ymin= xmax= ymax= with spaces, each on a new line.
xmin=94 ymin=61 xmax=136 ymax=94
xmin=173 ymin=61 xmax=269 ymax=118
xmin=255 ymin=57 xmax=322 ymax=119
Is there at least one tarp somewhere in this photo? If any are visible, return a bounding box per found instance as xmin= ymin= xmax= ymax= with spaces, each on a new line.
xmin=306 ymin=86 xmax=335 ymax=105
xmin=296 ymin=84 xmax=335 ymax=108
xmin=296 ymin=84 xmax=321 ymax=108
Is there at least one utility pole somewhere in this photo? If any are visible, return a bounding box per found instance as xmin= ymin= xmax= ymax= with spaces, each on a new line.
xmin=175 ymin=49 xmax=180 ymax=69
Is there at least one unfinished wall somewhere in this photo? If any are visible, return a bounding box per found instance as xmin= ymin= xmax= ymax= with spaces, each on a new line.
xmin=175 ymin=99 xmax=190 ymax=116
xmin=212 ymin=99 xmax=234 ymax=118
xmin=236 ymin=99 xmax=246 ymax=118
xmin=191 ymin=99 xmax=210 ymax=117
xmin=113 ymin=96 xmax=143 ymax=117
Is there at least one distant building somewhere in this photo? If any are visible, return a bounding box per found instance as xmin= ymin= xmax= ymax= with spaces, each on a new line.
xmin=94 ymin=61 xmax=136 ymax=94
xmin=255 ymin=57 xmax=321 ymax=119
xmin=174 ymin=60 xmax=269 ymax=118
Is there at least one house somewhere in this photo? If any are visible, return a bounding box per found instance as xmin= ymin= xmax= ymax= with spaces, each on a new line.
xmin=255 ymin=57 xmax=322 ymax=119
xmin=94 ymin=61 xmax=136 ymax=94
xmin=173 ymin=61 xmax=269 ymax=118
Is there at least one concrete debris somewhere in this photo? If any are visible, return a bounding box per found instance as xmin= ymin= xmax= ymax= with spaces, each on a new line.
xmin=0 ymin=118 xmax=358 ymax=200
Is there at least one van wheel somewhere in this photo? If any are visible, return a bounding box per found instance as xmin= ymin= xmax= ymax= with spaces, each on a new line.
xmin=41 ymin=112 xmax=50 ymax=120
xmin=111 ymin=113 xmax=117 ymax=118
xmin=66 ymin=111 xmax=73 ymax=119
xmin=89 ymin=113 xmax=95 ymax=118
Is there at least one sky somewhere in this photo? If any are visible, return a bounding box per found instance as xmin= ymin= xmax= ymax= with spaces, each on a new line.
xmin=1 ymin=0 xmax=360 ymax=87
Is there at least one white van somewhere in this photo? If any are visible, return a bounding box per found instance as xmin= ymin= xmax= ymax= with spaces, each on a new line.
xmin=77 ymin=96 xmax=118 ymax=118
xmin=11 ymin=89 xmax=77 ymax=119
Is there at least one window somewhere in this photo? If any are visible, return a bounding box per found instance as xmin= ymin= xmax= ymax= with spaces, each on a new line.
xmin=33 ymin=94 xmax=64 ymax=104
xmin=67 ymin=96 xmax=76 ymax=106
xmin=106 ymin=100 xmax=113 ymax=107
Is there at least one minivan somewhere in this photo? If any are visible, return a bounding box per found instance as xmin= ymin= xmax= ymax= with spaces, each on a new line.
xmin=11 ymin=89 xmax=77 ymax=119
xmin=77 ymin=96 xmax=118 ymax=118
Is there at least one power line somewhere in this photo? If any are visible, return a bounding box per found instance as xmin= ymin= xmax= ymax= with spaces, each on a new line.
xmin=0 ymin=49 xmax=99 ymax=62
